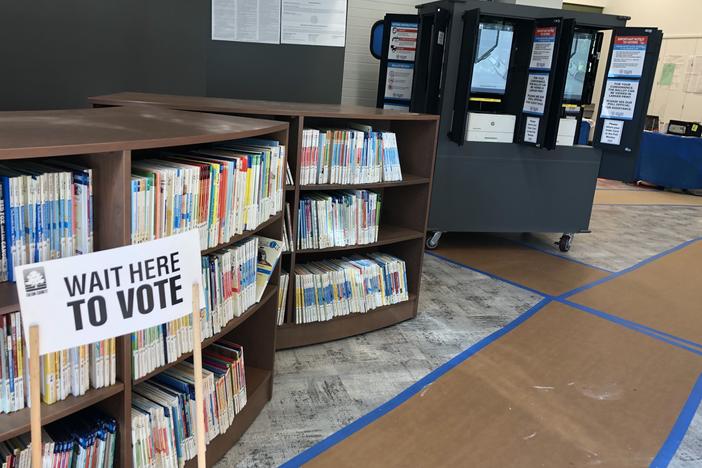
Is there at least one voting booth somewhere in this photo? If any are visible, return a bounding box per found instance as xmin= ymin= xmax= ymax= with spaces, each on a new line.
xmin=404 ymin=1 xmax=660 ymax=251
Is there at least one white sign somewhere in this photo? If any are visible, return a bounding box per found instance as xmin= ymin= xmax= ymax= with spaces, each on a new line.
xmin=523 ymin=73 xmax=549 ymax=115
xmin=16 ymin=230 xmax=203 ymax=356
xmin=212 ymin=0 xmax=282 ymax=44
xmin=600 ymin=79 xmax=639 ymax=120
xmin=600 ymin=119 xmax=624 ymax=145
xmin=281 ymin=0 xmax=347 ymax=47
xmin=384 ymin=62 xmax=414 ymax=101
xmin=529 ymin=26 xmax=556 ymax=70
xmin=383 ymin=103 xmax=410 ymax=111
xmin=524 ymin=116 xmax=540 ymax=143
xmin=608 ymin=35 xmax=648 ymax=78
xmin=388 ymin=22 xmax=418 ymax=61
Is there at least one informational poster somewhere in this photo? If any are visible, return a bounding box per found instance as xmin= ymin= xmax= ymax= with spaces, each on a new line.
xmin=608 ymin=36 xmax=648 ymax=78
xmin=600 ymin=119 xmax=624 ymax=145
xmin=685 ymin=56 xmax=702 ymax=94
xmin=212 ymin=0 xmax=282 ymax=44
xmin=529 ymin=26 xmax=556 ymax=70
xmin=523 ymin=73 xmax=549 ymax=115
xmin=281 ymin=0 xmax=347 ymax=47
xmin=600 ymin=79 xmax=639 ymax=120
xmin=15 ymin=231 xmax=203 ymax=356
xmin=384 ymin=62 xmax=414 ymax=101
xmin=524 ymin=116 xmax=540 ymax=143
xmin=388 ymin=22 xmax=418 ymax=61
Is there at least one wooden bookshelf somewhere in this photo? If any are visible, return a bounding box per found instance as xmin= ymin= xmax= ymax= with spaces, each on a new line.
xmin=90 ymin=92 xmax=439 ymax=350
xmin=0 ymin=106 xmax=288 ymax=468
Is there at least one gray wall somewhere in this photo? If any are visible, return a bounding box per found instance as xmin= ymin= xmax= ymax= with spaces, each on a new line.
xmin=0 ymin=0 xmax=345 ymax=110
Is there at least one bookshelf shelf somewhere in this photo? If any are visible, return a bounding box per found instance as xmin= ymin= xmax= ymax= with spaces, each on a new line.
xmin=0 ymin=382 xmax=125 ymax=443
xmin=201 ymin=213 xmax=283 ymax=256
xmin=0 ymin=105 xmax=288 ymax=468
xmin=296 ymin=225 xmax=424 ymax=254
xmin=133 ymin=285 xmax=278 ymax=385
xmin=277 ymin=294 xmax=417 ymax=349
xmin=298 ymin=173 xmax=430 ymax=191
xmin=89 ymin=93 xmax=438 ymax=351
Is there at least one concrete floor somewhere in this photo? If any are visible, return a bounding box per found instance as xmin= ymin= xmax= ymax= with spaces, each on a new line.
xmin=217 ymin=202 xmax=702 ymax=467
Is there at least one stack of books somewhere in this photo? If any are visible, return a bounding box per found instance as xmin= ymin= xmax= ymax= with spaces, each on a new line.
xmin=130 ymin=138 xmax=285 ymax=249
xmin=299 ymin=128 xmax=402 ymax=185
xmin=132 ymin=341 xmax=246 ymax=467
xmin=277 ymin=272 xmax=289 ymax=326
xmin=132 ymin=235 xmax=281 ymax=380
xmin=294 ymin=253 xmax=409 ymax=324
xmin=1 ymin=311 xmax=116 ymax=412
xmin=1 ymin=408 xmax=117 ymax=467
xmin=0 ymin=160 xmax=93 ymax=282
xmin=297 ymin=190 xmax=381 ymax=250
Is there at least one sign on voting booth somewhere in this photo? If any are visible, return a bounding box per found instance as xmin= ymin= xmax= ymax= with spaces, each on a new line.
xmin=15 ymin=229 xmax=208 ymax=468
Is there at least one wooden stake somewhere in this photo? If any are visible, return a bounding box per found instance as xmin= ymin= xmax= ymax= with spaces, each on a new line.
xmin=192 ymin=284 xmax=207 ymax=468
xmin=29 ymin=325 xmax=42 ymax=468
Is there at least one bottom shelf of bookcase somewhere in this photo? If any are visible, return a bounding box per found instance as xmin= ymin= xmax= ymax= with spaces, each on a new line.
xmin=0 ymin=382 xmax=125 ymax=442
xmin=186 ymin=366 xmax=272 ymax=468
xmin=276 ymin=295 xmax=418 ymax=350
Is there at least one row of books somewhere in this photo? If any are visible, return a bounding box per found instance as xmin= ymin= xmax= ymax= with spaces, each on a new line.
xmin=132 ymin=235 xmax=281 ymax=380
xmin=294 ymin=253 xmax=409 ymax=324
xmin=1 ymin=408 xmax=117 ymax=468
xmin=131 ymin=138 xmax=285 ymax=250
xmin=297 ymin=191 xmax=381 ymax=251
xmin=277 ymin=272 xmax=290 ymax=326
xmin=132 ymin=340 xmax=246 ymax=468
xmin=0 ymin=160 xmax=93 ymax=282
xmin=1 ymin=311 xmax=116 ymax=413
xmin=299 ymin=128 xmax=403 ymax=185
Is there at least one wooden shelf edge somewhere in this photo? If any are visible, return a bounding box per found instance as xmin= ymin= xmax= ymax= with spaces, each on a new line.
xmin=0 ymin=212 xmax=284 ymax=317
xmin=298 ymin=174 xmax=430 ymax=191
xmin=183 ymin=366 xmax=272 ymax=468
xmin=201 ymin=212 xmax=282 ymax=256
xmin=276 ymin=295 xmax=417 ymax=350
xmin=134 ymin=285 xmax=278 ymax=384
xmin=0 ymin=382 xmax=125 ymax=442
xmin=295 ymin=226 xmax=423 ymax=255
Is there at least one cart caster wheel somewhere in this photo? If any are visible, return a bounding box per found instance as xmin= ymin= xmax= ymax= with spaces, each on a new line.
xmin=426 ymin=231 xmax=443 ymax=250
xmin=557 ymin=233 xmax=573 ymax=252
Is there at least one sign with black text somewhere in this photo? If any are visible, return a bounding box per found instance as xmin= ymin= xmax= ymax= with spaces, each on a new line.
xmin=15 ymin=230 xmax=202 ymax=356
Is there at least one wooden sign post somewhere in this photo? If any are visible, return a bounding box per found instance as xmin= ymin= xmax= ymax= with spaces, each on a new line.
xmin=29 ymin=325 xmax=42 ymax=468
xmin=192 ymin=283 xmax=207 ymax=468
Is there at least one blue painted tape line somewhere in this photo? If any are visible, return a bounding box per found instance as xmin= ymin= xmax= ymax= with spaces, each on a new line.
xmin=279 ymin=298 xmax=552 ymax=467
xmin=562 ymin=299 xmax=702 ymax=351
xmin=650 ymin=372 xmax=702 ymax=468
xmin=429 ymin=242 xmax=702 ymax=353
xmin=561 ymin=300 xmax=702 ymax=357
xmin=425 ymin=251 xmax=551 ymax=299
xmin=560 ymin=237 xmax=702 ymax=300
xmin=499 ymin=235 xmax=614 ymax=273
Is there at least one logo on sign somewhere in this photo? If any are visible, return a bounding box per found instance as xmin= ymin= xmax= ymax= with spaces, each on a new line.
xmin=23 ymin=267 xmax=47 ymax=297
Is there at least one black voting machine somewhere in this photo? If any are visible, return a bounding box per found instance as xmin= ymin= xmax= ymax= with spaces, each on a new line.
xmin=408 ymin=1 xmax=661 ymax=251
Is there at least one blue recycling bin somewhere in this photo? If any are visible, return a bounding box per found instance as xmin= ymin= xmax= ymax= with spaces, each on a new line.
xmin=635 ymin=131 xmax=702 ymax=189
